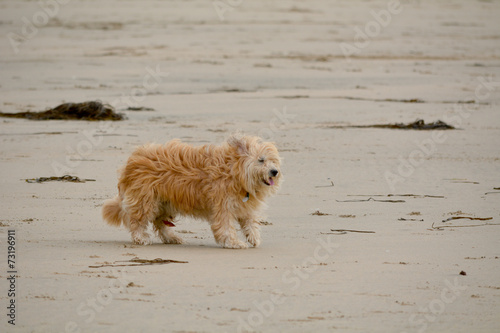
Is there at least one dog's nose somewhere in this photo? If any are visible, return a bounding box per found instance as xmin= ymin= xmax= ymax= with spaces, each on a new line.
xmin=270 ymin=169 xmax=279 ymax=177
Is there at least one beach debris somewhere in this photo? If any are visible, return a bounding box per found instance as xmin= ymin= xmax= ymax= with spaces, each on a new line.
xmin=430 ymin=219 xmax=499 ymax=230
xmin=341 ymin=96 xmax=424 ymax=103
xmin=0 ymin=101 xmax=124 ymax=121
xmin=460 ymin=270 xmax=467 ymax=276
xmin=336 ymin=197 xmax=405 ymax=203
xmin=311 ymin=210 xmax=331 ymax=216
xmin=209 ymin=87 xmax=255 ymax=93
xmin=25 ymin=175 xmax=95 ymax=183
xmin=323 ymin=229 xmax=375 ymax=235
xmin=442 ymin=216 xmax=492 ymax=223
xmin=337 ymin=194 xmax=444 ymax=203
xmin=125 ymin=106 xmax=155 ymax=111
xmin=0 ymin=131 xmax=78 ymax=136
xmin=445 ymin=178 xmax=479 ymax=184
xmin=398 ymin=218 xmax=424 ymax=221
xmin=485 ymin=187 xmax=500 ymax=195
xmin=387 ymin=194 xmax=444 ymax=198
xmin=89 ymin=257 xmax=188 ymax=268
xmin=386 ymin=98 xmax=423 ymax=103
xmin=345 ymin=194 xmax=444 ymax=199
xmin=464 ymin=256 xmax=486 ymax=260
xmin=325 ymin=119 xmax=455 ymax=130
xmin=278 ymin=95 xmax=310 ymax=99
xmin=328 ymin=96 xmax=481 ymax=105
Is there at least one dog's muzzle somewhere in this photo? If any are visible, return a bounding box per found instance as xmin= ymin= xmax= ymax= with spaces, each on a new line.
xmin=263 ymin=169 xmax=279 ymax=186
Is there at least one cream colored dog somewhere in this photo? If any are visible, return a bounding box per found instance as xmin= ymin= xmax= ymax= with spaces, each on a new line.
xmin=102 ymin=134 xmax=282 ymax=248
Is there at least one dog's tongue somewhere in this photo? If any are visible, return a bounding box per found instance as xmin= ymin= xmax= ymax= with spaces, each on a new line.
xmin=268 ymin=178 xmax=275 ymax=186
xmin=163 ymin=220 xmax=175 ymax=227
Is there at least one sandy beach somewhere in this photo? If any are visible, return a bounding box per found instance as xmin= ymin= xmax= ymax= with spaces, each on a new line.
xmin=1 ymin=0 xmax=499 ymax=332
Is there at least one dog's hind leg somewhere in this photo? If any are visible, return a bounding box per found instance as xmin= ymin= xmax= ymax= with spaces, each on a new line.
xmin=211 ymin=210 xmax=248 ymax=249
xmin=125 ymin=195 xmax=156 ymax=245
xmin=152 ymin=204 xmax=183 ymax=244
xmin=129 ymin=218 xmax=153 ymax=245
xmin=154 ymin=222 xmax=183 ymax=244
xmin=238 ymin=217 xmax=261 ymax=248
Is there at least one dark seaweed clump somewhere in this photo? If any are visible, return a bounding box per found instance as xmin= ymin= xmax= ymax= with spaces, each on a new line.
xmin=379 ymin=119 xmax=455 ymax=130
xmin=25 ymin=175 xmax=95 ymax=183
xmin=0 ymin=101 xmax=124 ymax=121
xmin=326 ymin=119 xmax=455 ymax=130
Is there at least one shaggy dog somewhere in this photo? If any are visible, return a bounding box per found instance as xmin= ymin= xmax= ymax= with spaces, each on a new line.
xmin=102 ymin=134 xmax=282 ymax=249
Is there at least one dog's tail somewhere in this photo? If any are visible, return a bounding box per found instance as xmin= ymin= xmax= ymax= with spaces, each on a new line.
xmin=102 ymin=195 xmax=124 ymax=227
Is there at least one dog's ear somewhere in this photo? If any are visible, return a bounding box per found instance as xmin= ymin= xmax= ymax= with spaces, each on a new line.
xmin=227 ymin=134 xmax=249 ymax=155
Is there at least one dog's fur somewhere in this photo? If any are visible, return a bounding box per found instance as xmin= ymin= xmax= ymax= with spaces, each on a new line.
xmin=102 ymin=134 xmax=282 ymax=248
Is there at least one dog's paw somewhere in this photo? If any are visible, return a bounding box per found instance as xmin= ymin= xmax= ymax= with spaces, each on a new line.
xmin=223 ymin=240 xmax=249 ymax=249
xmin=247 ymin=236 xmax=261 ymax=248
xmin=245 ymin=230 xmax=261 ymax=247
xmin=162 ymin=235 xmax=184 ymax=245
xmin=132 ymin=238 xmax=153 ymax=246
xmin=132 ymin=234 xmax=153 ymax=245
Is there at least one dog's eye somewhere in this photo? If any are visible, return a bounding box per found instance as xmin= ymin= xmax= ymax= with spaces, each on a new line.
xmin=258 ymin=157 xmax=265 ymax=163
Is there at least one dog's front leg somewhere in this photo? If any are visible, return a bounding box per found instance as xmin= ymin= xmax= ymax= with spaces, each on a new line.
xmin=211 ymin=211 xmax=248 ymax=249
xmin=238 ymin=217 xmax=261 ymax=248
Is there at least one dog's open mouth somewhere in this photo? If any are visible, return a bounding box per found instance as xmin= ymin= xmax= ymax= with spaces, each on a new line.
xmin=263 ymin=177 xmax=275 ymax=186
xmin=163 ymin=220 xmax=176 ymax=227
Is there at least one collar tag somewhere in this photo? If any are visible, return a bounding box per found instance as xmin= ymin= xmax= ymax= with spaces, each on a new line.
xmin=242 ymin=192 xmax=250 ymax=202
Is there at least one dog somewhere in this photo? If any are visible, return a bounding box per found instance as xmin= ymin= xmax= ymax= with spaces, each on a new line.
xmin=102 ymin=134 xmax=282 ymax=249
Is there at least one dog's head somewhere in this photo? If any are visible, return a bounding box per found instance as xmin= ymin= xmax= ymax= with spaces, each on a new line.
xmin=227 ymin=134 xmax=282 ymax=197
